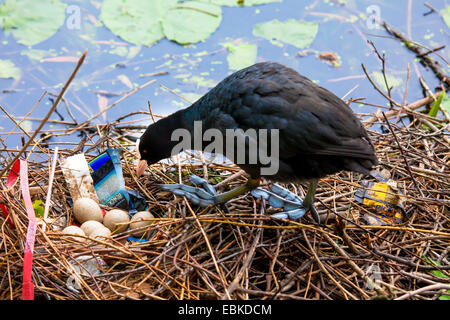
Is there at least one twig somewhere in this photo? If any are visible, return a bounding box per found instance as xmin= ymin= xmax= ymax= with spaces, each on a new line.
xmin=361 ymin=64 xmax=400 ymax=108
xmin=394 ymin=64 xmax=410 ymax=124
xmin=395 ymin=283 xmax=450 ymax=300
xmin=382 ymin=112 xmax=425 ymax=197
xmin=0 ymin=51 xmax=87 ymax=178
xmin=76 ymin=79 xmax=156 ymax=129
xmin=363 ymin=92 xmax=440 ymax=125
xmin=382 ymin=21 xmax=450 ymax=88
xmin=367 ymin=40 xmax=394 ymax=109
xmin=221 ymin=226 xmax=262 ymax=299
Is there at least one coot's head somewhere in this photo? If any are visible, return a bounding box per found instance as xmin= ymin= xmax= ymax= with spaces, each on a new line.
xmin=136 ymin=118 xmax=181 ymax=176
xmin=136 ymin=125 xmax=159 ymax=176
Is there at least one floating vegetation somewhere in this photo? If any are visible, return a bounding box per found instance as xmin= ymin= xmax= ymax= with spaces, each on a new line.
xmin=221 ymin=41 xmax=258 ymax=70
xmin=441 ymin=5 xmax=450 ymax=28
xmin=100 ymin=0 xmax=177 ymax=46
xmin=253 ymin=19 xmax=319 ymax=49
xmin=0 ymin=59 xmax=21 ymax=80
xmin=101 ymin=0 xmax=222 ymax=46
xmin=318 ymin=51 xmax=341 ymax=68
xmin=162 ymin=1 xmax=222 ymax=44
xmin=0 ymin=0 xmax=66 ymax=46
xmin=200 ymin=0 xmax=281 ymax=6
xmin=371 ymin=71 xmax=403 ymax=91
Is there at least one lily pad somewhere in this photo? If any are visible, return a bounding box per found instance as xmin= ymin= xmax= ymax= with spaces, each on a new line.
xmin=101 ymin=0 xmax=177 ymax=45
xmin=181 ymin=92 xmax=203 ymax=103
xmin=441 ymin=92 xmax=450 ymax=114
xmin=0 ymin=0 xmax=66 ymax=46
xmin=21 ymin=48 xmax=57 ymax=61
xmin=221 ymin=42 xmax=257 ymax=70
xmin=253 ymin=19 xmax=319 ymax=49
xmin=441 ymin=5 xmax=450 ymax=28
xmin=109 ymin=46 xmax=128 ymax=57
xmin=372 ymin=71 xmax=403 ymax=90
xmin=0 ymin=59 xmax=21 ymax=79
xmin=21 ymin=120 xmax=33 ymax=131
xmin=200 ymin=0 xmax=281 ymax=6
xmin=162 ymin=1 xmax=222 ymax=44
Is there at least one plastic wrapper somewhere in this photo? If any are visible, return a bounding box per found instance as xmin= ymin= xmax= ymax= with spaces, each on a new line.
xmin=355 ymin=170 xmax=406 ymax=225
xmin=62 ymin=149 xmax=148 ymax=221
xmin=60 ymin=153 xmax=98 ymax=203
xmin=66 ymin=255 xmax=106 ymax=292
xmin=126 ymin=188 xmax=148 ymax=214
xmin=88 ymin=148 xmax=130 ymax=210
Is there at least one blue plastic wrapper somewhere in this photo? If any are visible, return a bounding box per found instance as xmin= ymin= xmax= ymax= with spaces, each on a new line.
xmin=88 ymin=148 xmax=149 ymax=217
xmin=126 ymin=188 xmax=148 ymax=215
xmin=126 ymin=236 xmax=149 ymax=243
xmin=88 ymin=148 xmax=130 ymax=210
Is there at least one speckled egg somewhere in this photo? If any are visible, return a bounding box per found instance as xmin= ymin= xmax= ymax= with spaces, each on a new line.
xmin=80 ymin=220 xmax=106 ymax=236
xmin=103 ymin=209 xmax=130 ymax=233
xmin=73 ymin=197 xmax=103 ymax=224
xmin=62 ymin=226 xmax=86 ymax=241
xmin=89 ymin=226 xmax=111 ymax=240
xmin=130 ymin=211 xmax=154 ymax=237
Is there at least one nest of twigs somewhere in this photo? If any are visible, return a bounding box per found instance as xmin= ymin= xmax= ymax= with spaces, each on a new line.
xmin=0 ymin=100 xmax=448 ymax=300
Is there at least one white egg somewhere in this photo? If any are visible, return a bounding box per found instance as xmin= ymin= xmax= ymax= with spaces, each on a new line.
xmin=103 ymin=209 xmax=130 ymax=233
xmin=73 ymin=197 xmax=103 ymax=224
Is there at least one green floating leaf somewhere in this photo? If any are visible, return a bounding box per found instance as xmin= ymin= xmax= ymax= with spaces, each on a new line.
xmin=200 ymin=0 xmax=281 ymax=6
xmin=441 ymin=5 xmax=450 ymax=28
xmin=101 ymin=0 xmax=177 ymax=45
xmin=0 ymin=0 xmax=66 ymax=46
xmin=221 ymin=41 xmax=257 ymax=70
xmin=21 ymin=48 xmax=57 ymax=61
xmin=253 ymin=19 xmax=319 ymax=49
xmin=371 ymin=71 xmax=403 ymax=90
xmin=441 ymin=92 xmax=450 ymax=114
xmin=109 ymin=46 xmax=128 ymax=57
xmin=184 ymin=75 xmax=217 ymax=88
xmin=181 ymin=92 xmax=203 ymax=103
xmin=21 ymin=120 xmax=33 ymax=131
xmin=0 ymin=59 xmax=21 ymax=79
xmin=162 ymin=1 xmax=222 ymax=44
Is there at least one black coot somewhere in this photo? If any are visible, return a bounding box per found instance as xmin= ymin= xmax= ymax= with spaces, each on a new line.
xmin=137 ymin=62 xmax=377 ymax=221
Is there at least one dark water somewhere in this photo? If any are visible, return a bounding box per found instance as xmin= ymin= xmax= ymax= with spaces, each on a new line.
xmin=0 ymin=0 xmax=448 ymax=151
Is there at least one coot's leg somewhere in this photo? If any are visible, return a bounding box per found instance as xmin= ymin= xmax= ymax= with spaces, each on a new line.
xmin=251 ymin=180 xmax=320 ymax=222
xmin=158 ymin=175 xmax=260 ymax=207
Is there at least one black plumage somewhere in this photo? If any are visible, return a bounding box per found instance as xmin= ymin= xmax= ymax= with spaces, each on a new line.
xmin=138 ymin=62 xmax=377 ymax=183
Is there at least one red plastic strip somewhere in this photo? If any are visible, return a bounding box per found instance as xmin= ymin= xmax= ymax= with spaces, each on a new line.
xmin=1 ymin=159 xmax=21 ymax=228
xmin=0 ymin=203 xmax=13 ymax=229
xmin=6 ymin=159 xmax=20 ymax=188
xmin=0 ymin=160 xmax=20 ymax=229
xmin=20 ymin=159 xmax=36 ymax=300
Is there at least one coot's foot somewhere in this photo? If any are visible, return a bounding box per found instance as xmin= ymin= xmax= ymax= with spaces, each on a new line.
xmin=159 ymin=175 xmax=217 ymax=207
xmin=159 ymin=175 xmax=260 ymax=208
xmin=251 ymin=184 xmax=320 ymax=222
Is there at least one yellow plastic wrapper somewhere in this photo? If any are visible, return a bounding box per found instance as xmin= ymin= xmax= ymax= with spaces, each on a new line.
xmin=355 ymin=170 xmax=406 ymax=225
